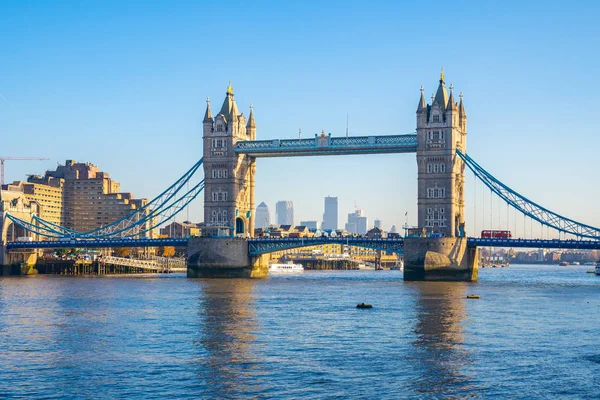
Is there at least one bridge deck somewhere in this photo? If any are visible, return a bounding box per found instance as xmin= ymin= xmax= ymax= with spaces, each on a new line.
xmin=235 ymin=134 xmax=417 ymax=157
xmin=6 ymin=237 xmax=600 ymax=251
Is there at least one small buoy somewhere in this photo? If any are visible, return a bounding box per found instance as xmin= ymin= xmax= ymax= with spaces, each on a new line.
xmin=356 ymin=303 xmax=373 ymax=309
xmin=466 ymin=295 xmax=480 ymax=299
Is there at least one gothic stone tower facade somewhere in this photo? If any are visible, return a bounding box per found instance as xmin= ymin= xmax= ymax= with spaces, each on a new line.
xmin=202 ymin=84 xmax=256 ymax=237
xmin=416 ymin=71 xmax=467 ymax=237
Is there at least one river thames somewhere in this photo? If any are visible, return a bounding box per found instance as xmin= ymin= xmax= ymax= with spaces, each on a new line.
xmin=0 ymin=264 xmax=598 ymax=399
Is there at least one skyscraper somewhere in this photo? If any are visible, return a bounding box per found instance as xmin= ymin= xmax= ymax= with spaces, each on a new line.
xmin=322 ymin=196 xmax=338 ymax=231
xmin=345 ymin=209 xmax=364 ymax=234
xmin=276 ymin=201 xmax=294 ymax=226
xmin=374 ymin=219 xmax=382 ymax=229
xmin=357 ymin=216 xmax=368 ymax=235
xmin=255 ymin=202 xmax=271 ymax=229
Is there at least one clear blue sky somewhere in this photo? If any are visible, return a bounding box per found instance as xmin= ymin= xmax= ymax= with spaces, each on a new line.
xmin=1 ymin=0 xmax=598 ymax=237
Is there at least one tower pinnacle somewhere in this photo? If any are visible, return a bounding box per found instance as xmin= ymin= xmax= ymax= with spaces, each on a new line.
xmin=203 ymin=97 xmax=213 ymax=122
xmin=440 ymin=66 xmax=445 ymax=83
xmin=247 ymin=104 xmax=256 ymax=128
xmin=417 ymin=85 xmax=427 ymax=112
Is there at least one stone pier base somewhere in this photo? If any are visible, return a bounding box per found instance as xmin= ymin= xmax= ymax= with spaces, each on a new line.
xmin=403 ymin=237 xmax=478 ymax=281
xmin=187 ymin=237 xmax=268 ymax=278
xmin=0 ymin=245 xmax=38 ymax=276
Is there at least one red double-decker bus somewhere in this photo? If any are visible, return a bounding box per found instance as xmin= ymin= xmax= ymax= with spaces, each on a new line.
xmin=481 ymin=230 xmax=512 ymax=239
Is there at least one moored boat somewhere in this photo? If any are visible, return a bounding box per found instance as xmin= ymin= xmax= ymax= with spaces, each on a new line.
xmin=269 ymin=261 xmax=304 ymax=273
xmin=559 ymin=261 xmax=569 ymax=266
xmin=390 ymin=259 xmax=404 ymax=271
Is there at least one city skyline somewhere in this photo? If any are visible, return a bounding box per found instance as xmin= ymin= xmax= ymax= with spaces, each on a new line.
xmin=1 ymin=1 xmax=599 ymax=237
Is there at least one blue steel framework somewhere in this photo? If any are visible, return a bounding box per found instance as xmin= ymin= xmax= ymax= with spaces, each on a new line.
xmin=4 ymin=159 xmax=206 ymax=239
xmin=468 ymin=238 xmax=600 ymax=250
xmin=7 ymin=238 xmax=188 ymax=250
xmin=457 ymin=151 xmax=600 ymax=240
xmin=248 ymin=237 xmax=405 ymax=255
xmin=234 ymin=134 xmax=418 ymax=157
xmin=8 ymin=237 xmax=600 ymax=252
xmin=3 ymin=131 xmax=600 ymax=250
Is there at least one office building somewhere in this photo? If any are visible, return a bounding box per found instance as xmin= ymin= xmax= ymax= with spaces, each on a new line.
xmin=255 ymin=202 xmax=271 ymax=229
xmin=159 ymin=221 xmax=200 ymax=238
xmin=322 ymin=196 xmax=338 ymax=230
xmin=276 ymin=200 xmax=294 ymax=226
xmin=357 ymin=216 xmax=368 ymax=235
xmin=374 ymin=219 xmax=382 ymax=229
xmin=2 ymin=180 xmax=63 ymax=225
xmin=300 ymin=220 xmax=320 ymax=231
xmin=25 ymin=160 xmax=152 ymax=236
xmin=345 ymin=209 xmax=364 ymax=234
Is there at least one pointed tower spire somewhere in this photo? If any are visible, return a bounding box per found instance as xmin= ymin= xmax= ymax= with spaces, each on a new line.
xmin=417 ymin=85 xmax=427 ymax=112
xmin=447 ymin=83 xmax=457 ymax=110
xmin=459 ymin=92 xmax=466 ymax=118
xmin=433 ymin=67 xmax=448 ymax=111
xmin=247 ymin=104 xmax=256 ymax=128
xmin=219 ymin=81 xmax=239 ymax=121
xmin=203 ymin=97 xmax=213 ymax=122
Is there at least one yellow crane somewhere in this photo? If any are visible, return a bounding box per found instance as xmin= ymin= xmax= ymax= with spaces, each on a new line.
xmin=0 ymin=157 xmax=50 ymax=185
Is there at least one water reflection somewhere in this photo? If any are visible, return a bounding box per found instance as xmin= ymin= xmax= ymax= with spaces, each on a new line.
xmin=408 ymin=282 xmax=478 ymax=398
xmin=195 ymin=279 xmax=264 ymax=398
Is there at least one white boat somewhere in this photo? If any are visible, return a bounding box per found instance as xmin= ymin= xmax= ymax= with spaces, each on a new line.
xmin=390 ymin=259 xmax=404 ymax=271
xmin=269 ymin=261 xmax=304 ymax=273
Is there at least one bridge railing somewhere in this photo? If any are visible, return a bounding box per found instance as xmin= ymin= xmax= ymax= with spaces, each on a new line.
xmin=248 ymin=236 xmax=405 ymax=255
xmin=235 ymin=134 xmax=418 ymax=156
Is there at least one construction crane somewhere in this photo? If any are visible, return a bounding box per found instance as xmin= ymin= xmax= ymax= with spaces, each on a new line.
xmin=0 ymin=157 xmax=50 ymax=185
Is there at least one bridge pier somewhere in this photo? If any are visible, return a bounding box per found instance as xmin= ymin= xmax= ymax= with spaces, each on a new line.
xmin=403 ymin=237 xmax=478 ymax=281
xmin=187 ymin=237 xmax=268 ymax=278
xmin=0 ymin=244 xmax=38 ymax=276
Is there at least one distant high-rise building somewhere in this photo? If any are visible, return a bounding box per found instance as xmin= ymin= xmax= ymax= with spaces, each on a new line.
xmin=357 ymin=216 xmax=368 ymax=235
xmin=300 ymin=220 xmax=320 ymax=231
xmin=322 ymin=196 xmax=338 ymax=230
xmin=390 ymin=225 xmax=397 ymax=233
xmin=255 ymin=202 xmax=271 ymax=229
xmin=276 ymin=201 xmax=294 ymax=226
xmin=374 ymin=219 xmax=382 ymax=229
xmin=345 ymin=209 xmax=364 ymax=234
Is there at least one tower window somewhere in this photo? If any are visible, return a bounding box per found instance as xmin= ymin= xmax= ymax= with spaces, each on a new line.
xmin=216 ymin=124 xmax=224 ymax=132
xmin=427 ymin=188 xmax=446 ymax=198
xmin=433 ymin=115 xmax=440 ymax=123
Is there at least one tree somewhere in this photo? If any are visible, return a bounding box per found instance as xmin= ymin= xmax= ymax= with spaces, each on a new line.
xmin=55 ymin=248 xmax=69 ymax=257
xmin=115 ymin=248 xmax=131 ymax=257
xmin=162 ymin=246 xmax=175 ymax=257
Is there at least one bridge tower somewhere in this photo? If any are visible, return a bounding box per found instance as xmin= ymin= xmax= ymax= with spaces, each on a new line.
xmin=416 ymin=69 xmax=467 ymax=237
xmin=0 ymin=191 xmax=39 ymax=274
xmin=202 ymin=83 xmax=256 ymax=237
xmin=405 ymin=69 xmax=477 ymax=281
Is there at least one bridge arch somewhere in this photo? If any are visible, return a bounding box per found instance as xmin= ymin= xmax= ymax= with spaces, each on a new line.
xmin=235 ymin=217 xmax=245 ymax=235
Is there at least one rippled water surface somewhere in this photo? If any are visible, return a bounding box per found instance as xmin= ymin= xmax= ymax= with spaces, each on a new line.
xmin=0 ymin=264 xmax=599 ymax=399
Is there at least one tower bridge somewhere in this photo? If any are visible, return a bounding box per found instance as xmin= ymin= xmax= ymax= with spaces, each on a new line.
xmin=3 ymin=71 xmax=600 ymax=280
